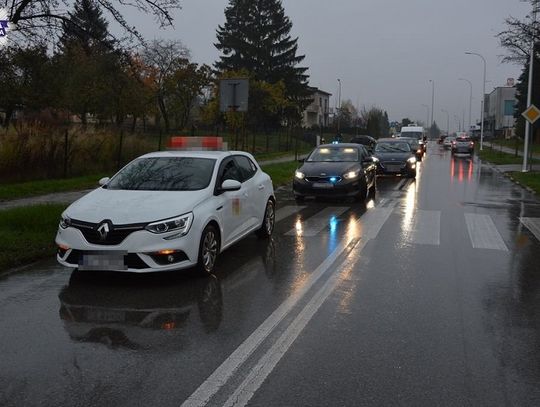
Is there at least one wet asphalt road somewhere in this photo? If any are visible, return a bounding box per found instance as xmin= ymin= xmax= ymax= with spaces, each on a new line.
xmin=2 ymin=144 xmax=540 ymax=406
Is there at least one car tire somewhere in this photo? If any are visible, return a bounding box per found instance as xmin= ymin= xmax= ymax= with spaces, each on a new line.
xmin=196 ymin=224 xmax=220 ymax=275
xmin=256 ymin=199 xmax=275 ymax=239
xmin=368 ymin=178 xmax=377 ymax=198
xmin=356 ymin=181 xmax=369 ymax=202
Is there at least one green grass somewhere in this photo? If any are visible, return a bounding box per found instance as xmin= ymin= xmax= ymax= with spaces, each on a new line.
xmin=261 ymin=161 xmax=299 ymax=187
xmin=478 ymin=147 xmax=540 ymax=165
xmin=490 ymin=139 xmax=540 ymax=155
xmin=0 ymin=204 xmax=66 ymax=272
xmin=0 ymin=174 xmax=108 ymax=201
xmin=510 ymin=172 xmax=540 ymax=194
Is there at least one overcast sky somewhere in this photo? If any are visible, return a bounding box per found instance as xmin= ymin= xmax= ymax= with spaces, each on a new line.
xmin=128 ymin=0 xmax=531 ymax=131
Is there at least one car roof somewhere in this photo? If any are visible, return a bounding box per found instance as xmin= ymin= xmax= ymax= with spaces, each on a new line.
xmin=378 ymin=138 xmax=407 ymax=142
xmin=138 ymin=150 xmax=250 ymax=160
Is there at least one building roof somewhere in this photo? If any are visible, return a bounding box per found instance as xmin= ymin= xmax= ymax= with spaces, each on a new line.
xmin=308 ymin=87 xmax=332 ymax=96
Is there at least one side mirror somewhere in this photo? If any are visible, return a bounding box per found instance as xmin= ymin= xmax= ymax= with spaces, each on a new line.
xmin=220 ymin=179 xmax=242 ymax=192
xmin=298 ymin=158 xmax=305 ymax=163
xmin=99 ymin=177 xmax=110 ymax=187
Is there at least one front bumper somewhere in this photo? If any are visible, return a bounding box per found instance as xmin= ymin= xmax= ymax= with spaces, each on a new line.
xmin=293 ymin=178 xmax=363 ymax=198
xmin=376 ymin=161 xmax=415 ymax=175
xmin=55 ymin=226 xmax=199 ymax=273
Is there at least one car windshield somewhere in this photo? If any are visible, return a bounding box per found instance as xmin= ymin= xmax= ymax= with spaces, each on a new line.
xmin=375 ymin=142 xmax=411 ymax=153
xmin=307 ymin=147 xmax=359 ymax=162
xmin=107 ymin=157 xmax=216 ymax=191
xmin=401 ymin=131 xmax=423 ymax=140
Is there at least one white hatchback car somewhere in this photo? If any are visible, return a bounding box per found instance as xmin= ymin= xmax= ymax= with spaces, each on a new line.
xmin=55 ymin=150 xmax=275 ymax=274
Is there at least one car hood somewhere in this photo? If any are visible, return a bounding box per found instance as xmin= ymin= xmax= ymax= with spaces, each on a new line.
xmin=64 ymin=187 xmax=210 ymax=224
xmin=373 ymin=152 xmax=412 ymax=162
xmin=299 ymin=162 xmax=360 ymax=177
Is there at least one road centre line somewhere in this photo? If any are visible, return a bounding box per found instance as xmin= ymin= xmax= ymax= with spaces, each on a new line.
xmin=223 ymin=240 xmax=366 ymax=407
xmin=181 ymin=204 xmax=395 ymax=407
xmin=465 ymin=213 xmax=508 ymax=251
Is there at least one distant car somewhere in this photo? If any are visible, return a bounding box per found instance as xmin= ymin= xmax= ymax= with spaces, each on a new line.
xmin=443 ymin=136 xmax=455 ymax=149
xmin=451 ymin=136 xmax=475 ymax=155
xmin=55 ymin=149 xmax=275 ymax=275
xmin=293 ymin=143 xmax=377 ymax=202
xmin=373 ymin=138 xmax=417 ymax=178
xmin=396 ymin=136 xmax=424 ymax=161
xmin=400 ymin=125 xmax=427 ymax=152
xmin=350 ymin=135 xmax=377 ymax=154
xmin=438 ymin=135 xmax=447 ymax=144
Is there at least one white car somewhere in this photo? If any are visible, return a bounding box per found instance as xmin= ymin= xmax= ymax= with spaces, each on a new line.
xmin=443 ymin=136 xmax=455 ymax=149
xmin=55 ymin=150 xmax=275 ymax=274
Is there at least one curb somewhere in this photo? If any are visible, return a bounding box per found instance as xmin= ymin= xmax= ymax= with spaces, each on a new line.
xmin=483 ymin=160 xmax=537 ymax=195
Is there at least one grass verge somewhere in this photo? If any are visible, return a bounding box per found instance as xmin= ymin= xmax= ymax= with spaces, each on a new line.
xmin=0 ymin=174 xmax=107 ymax=201
xmin=510 ymin=172 xmax=540 ymax=194
xmin=261 ymin=160 xmax=298 ymax=187
xmin=0 ymin=204 xmax=66 ymax=272
xmin=478 ymin=147 xmax=540 ymax=165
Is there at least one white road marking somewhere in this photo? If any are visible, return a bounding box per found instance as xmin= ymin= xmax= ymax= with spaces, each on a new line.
xmin=520 ymin=217 xmax=540 ymax=242
xmin=285 ymin=207 xmax=349 ymax=237
xmin=180 ymin=204 xmax=394 ymax=407
xmin=274 ymin=206 xmax=306 ymax=223
xmin=465 ymin=213 xmax=508 ymax=251
xmin=406 ymin=210 xmax=441 ymax=246
xmin=223 ymin=241 xmax=365 ymax=407
xmin=360 ymin=206 xmax=394 ymax=241
xmin=393 ymin=178 xmax=407 ymax=191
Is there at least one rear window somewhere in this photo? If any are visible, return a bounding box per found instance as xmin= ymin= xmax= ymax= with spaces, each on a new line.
xmin=456 ymin=137 xmax=470 ymax=142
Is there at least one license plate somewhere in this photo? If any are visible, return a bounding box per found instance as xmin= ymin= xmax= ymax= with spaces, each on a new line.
xmin=79 ymin=252 xmax=127 ymax=271
xmin=312 ymin=182 xmax=333 ymax=189
xmin=385 ymin=165 xmax=402 ymax=172
xmin=86 ymin=309 xmax=125 ymax=322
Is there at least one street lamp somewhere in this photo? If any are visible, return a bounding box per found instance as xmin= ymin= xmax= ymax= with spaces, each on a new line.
xmin=465 ymin=51 xmax=486 ymax=150
xmin=441 ymin=109 xmax=450 ymax=135
xmin=421 ymin=104 xmax=430 ymax=128
xmin=454 ymin=115 xmax=461 ymax=132
xmin=337 ymin=78 xmax=342 ymax=134
xmin=458 ymin=78 xmax=473 ymax=133
xmin=429 ymin=80 xmax=435 ymax=128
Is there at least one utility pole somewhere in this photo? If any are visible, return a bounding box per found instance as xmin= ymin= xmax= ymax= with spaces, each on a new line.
xmin=422 ymin=104 xmax=430 ymax=128
xmin=441 ymin=109 xmax=450 ymax=135
xmin=523 ymin=3 xmax=538 ymax=172
xmin=465 ymin=51 xmax=487 ymax=150
xmin=429 ymin=80 xmax=435 ymax=128
xmin=459 ymin=78 xmax=473 ymax=133
xmin=337 ymin=78 xmax=342 ymax=134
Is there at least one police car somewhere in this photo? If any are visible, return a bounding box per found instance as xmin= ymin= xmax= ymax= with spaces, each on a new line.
xmin=55 ymin=138 xmax=275 ymax=275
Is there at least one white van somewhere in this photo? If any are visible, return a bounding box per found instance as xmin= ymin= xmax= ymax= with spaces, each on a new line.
xmin=400 ymin=125 xmax=426 ymax=151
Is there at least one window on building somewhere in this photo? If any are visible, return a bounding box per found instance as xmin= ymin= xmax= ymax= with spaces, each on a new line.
xmin=504 ymin=100 xmax=515 ymax=116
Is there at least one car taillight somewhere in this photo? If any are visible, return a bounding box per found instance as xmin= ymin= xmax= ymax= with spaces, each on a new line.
xmin=470 ymin=142 xmax=474 ymax=146
xmin=452 ymin=141 xmax=456 ymax=145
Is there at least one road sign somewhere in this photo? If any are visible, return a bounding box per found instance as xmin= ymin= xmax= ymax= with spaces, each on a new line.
xmin=219 ymin=78 xmax=249 ymax=112
xmin=522 ymin=104 xmax=540 ymax=124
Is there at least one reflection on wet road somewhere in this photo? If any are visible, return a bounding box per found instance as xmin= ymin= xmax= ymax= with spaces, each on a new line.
xmin=1 ymin=144 xmax=540 ymax=406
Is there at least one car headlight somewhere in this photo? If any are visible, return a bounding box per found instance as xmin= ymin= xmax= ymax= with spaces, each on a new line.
xmin=407 ymin=157 xmax=417 ymax=164
xmin=295 ymin=170 xmax=305 ymax=180
xmin=146 ymin=213 xmax=193 ymax=236
xmin=372 ymin=157 xmax=379 ymax=163
xmin=59 ymin=214 xmax=71 ymax=229
xmin=343 ymin=170 xmax=360 ymax=180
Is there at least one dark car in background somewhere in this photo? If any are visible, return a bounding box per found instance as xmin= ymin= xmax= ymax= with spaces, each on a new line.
xmin=293 ymin=144 xmax=377 ymax=202
xmin=397 ymin=136 xmax=424 ymax=161
xmin=350 ymin=135 xmax=377 ymax=154
xmin=451 ymin=135 xmax=475 ymax=155
xmin=373 ymin=138 xmax=417 ymax=178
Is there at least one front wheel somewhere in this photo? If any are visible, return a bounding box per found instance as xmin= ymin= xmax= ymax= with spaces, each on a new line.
xmin=256 ymin=199 xmax=275 ymax=238
xmin=196 ymin=225 xmax=220 ymax=275
xmin=407 ymin=169 xmax=417 ymax=179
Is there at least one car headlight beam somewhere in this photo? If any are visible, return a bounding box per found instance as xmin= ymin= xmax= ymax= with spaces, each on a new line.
xmin=146 ymin=212 xmax=193 ymax=236
xmin=407 ymin=157 xmax=417 ymax=164
xmin=295 ymin=170 xmax=305 ymax=180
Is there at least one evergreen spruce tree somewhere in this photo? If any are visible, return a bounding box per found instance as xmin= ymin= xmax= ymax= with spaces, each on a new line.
xmin=215 ymin=0 xmax=310 ymax=120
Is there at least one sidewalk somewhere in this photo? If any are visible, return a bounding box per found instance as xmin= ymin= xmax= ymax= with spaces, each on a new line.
xmin=0 ymin=154 xmax=305 ymax=211
xmin=493 ymin=164 xmax=540 ymax=173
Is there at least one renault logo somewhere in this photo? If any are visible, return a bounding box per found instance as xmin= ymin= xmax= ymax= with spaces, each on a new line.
xmin=96 ymin=221 xmax=112 ymax=240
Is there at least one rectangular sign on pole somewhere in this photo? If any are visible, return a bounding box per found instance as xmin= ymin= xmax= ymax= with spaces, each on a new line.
xmin=219 ymin=78 xmax=249 ymax=112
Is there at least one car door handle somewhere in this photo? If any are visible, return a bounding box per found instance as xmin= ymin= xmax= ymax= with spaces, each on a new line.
xmin=258 ymin=185 xmax=265 ymax=190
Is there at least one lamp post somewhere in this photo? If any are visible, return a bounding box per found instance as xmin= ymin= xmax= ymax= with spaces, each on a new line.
xmin=465 ymin=51 xmax=486 ymax=150
xmin=441 ymin=109 xmax=450 ymax=135
xmin=422 ymin=104 xmax=430 ymax=128
xmin=454 ymin=115 xmax=461 ymax=132
xmin=458 ymin=78 xmax=473 ymax=133
xmin=429 ymin=80 xmax=435 ymax=127
xmin=337 ymin=78 xmax=342 ymax=134
xmin=522 ymin=3 xmax=538 ymax=172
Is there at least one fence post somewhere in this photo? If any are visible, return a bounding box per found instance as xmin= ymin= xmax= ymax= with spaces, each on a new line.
xmin=158 ymin=129 xmax=162 ymax=151
xmin=63 ymin=129 xmax=69 ymax=178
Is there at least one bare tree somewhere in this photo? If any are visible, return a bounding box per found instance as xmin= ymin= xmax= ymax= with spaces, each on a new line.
xmin=3 ymin=0 xmax=182 ymax=43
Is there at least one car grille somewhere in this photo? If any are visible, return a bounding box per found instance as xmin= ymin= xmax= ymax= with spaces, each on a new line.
xmin=70 ymin=219 xmax=146 ymax=246
xmin=65 ymin=250 xmax=149 ymax=269
xmin=381 ymin=161 xmax=405 ymax=169
xmin=305 ymin=176 xmax=342 ymax=183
